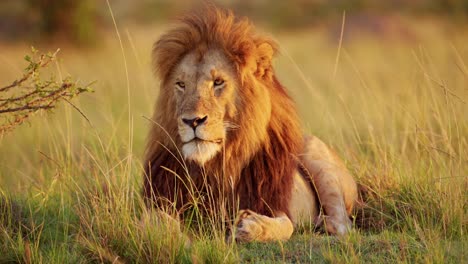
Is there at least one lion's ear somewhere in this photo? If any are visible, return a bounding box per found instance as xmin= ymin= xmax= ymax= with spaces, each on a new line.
xmin=254 ymin=40 xmax=277 ymax=80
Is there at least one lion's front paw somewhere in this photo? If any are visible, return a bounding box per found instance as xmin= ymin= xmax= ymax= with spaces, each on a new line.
xmin=233 ymin=210 xmax=265 ymax=243
xmin=315 ymin=215 xmax=351 ymax=236
xmin=231 ymin=209 xmax=294 ymax=243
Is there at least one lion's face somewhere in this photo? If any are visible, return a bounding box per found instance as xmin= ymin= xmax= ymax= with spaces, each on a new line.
xmin=170 ymin=49 xmax=238 ymax=165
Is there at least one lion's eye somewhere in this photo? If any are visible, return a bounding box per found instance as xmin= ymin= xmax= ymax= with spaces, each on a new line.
xmin=175 ymin=81 xmax=185 ymax=89
xmin=213 ymin=78 xmax=224 ymax=87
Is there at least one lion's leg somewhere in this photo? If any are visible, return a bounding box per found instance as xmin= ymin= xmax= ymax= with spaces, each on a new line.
xmin=232 ymin=210 xmax=294 ymax=243
xmin=300 ymin=135 xmax=357 ymax=235
xmin=289 ymin=171 xmax=320 ymax=225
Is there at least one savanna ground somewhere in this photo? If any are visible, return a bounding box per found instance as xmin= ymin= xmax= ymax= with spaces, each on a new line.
xmin=0 ymin=16 xmax=467 ymax=263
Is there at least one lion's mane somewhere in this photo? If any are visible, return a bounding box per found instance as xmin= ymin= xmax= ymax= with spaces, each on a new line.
xmin=143 ymin=7 xmax=303 ymax=217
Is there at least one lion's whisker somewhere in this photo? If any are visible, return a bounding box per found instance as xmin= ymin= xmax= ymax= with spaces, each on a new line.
xmin=224 ymin=121 xmax=240 ymax=131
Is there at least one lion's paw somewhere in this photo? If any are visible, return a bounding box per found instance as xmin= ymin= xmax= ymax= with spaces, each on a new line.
xmin=315 ymin=215 xmax=351 ymax=236
xmin=233 ymin=210 xmax=265 ymax=243
xmin=231 ymin=209 xmax=294 ymax=242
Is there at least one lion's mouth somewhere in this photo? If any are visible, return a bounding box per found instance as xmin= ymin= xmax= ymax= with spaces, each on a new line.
xmin=181 ymin=136 xmax=223 ymax=165
xmin=185 ymin=137 xmax=223 ymax=144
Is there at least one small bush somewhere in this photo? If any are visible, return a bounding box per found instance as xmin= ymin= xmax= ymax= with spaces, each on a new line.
xmin=0 ymin=47 xmax=93 ymax=134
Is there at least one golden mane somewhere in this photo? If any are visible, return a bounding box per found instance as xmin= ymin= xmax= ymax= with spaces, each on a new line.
xmin=152 ymin=7 xmax=278 ymax=83
xmin=143 ymin=7 xmax=303 ymax=218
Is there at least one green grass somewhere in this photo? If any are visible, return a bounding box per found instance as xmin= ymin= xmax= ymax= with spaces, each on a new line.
xmin=0 ymin=18 xmax=466 ymax=263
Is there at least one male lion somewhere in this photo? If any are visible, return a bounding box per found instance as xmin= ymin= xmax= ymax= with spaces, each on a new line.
xmin=143 ymin=7 xmax=358 ymax=242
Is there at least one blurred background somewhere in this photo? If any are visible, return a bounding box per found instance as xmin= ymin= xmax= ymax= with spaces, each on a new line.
xmin=0 ymin=0 xmax=467 ymax=45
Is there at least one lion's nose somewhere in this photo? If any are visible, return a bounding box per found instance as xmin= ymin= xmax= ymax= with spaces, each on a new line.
xmin=182 ymin=115 xmax=208 ymax=129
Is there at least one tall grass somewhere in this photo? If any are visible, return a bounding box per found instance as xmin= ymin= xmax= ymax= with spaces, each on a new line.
xmin=0 ymin=18 xmax=466 ymax=262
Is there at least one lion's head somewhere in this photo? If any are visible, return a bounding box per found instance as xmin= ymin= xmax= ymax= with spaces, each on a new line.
xmin=144 ymin=7 xmax=303 ymax=217
xmin=168 ymin=49 xmax=239 ymax=165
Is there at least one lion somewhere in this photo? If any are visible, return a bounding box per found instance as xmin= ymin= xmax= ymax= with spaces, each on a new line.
xmin=143 ymin=6 xmax=358 ymax=242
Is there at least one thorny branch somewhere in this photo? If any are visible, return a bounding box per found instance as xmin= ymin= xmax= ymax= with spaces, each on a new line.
xmin=0 ymin=48 xmax=93 ymax=134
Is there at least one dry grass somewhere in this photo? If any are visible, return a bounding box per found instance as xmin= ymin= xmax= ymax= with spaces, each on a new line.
xmin=0 ymin=17 xmax=466 ymax=263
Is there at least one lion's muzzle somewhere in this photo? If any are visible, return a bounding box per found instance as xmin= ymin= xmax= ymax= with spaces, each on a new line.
xmin=178 ymin=114 xmax=224 ymax=165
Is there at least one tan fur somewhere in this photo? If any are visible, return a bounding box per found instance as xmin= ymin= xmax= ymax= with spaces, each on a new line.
xmin=143 ymin=6 xmax=357 ymax=242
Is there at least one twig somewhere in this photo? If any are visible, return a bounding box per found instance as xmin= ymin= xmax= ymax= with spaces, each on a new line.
xmin=0 ymin=48 xmax=92 ymax=134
